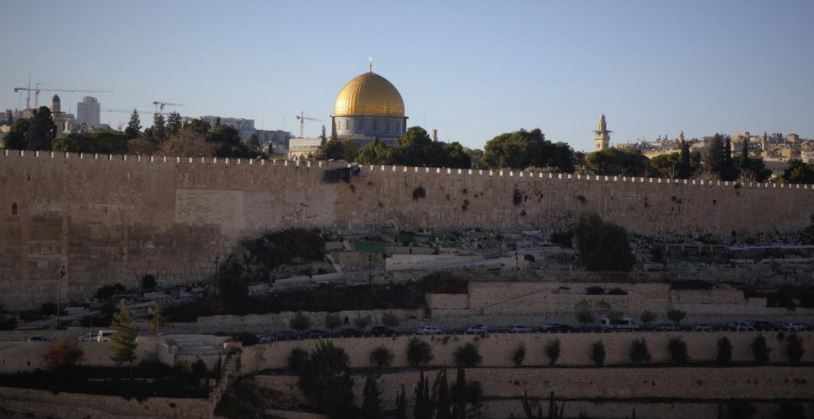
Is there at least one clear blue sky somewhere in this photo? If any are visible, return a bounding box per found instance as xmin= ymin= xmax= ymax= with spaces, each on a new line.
xmin=2 ymin=0 xmax=813 ymax=151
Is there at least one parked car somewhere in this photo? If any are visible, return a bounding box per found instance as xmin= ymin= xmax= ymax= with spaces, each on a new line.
xmin=693 ymin=324 xmax=714 ymax=332
xmin=466 ymin=324 xmax=489 ymax=335
xmin=752 ymin=321 xmax=777 ymax=331
xmin=306 ymin=329 xmax=330 ymax=339
xmin=371 ymin=326 xmax=395 ymax=337
xmin=599 ymin=316 xmax=638 ymax=330
xmin=26 ymin=336 xmax=50 ymax=343
xmin=540 ymin=322 xmax=573 ymax=332
xmin=96 ymin=329 xmax=115 ymax=342
xmin=509 ymin=325 xmax=534 ymax=333
xmin=274 ymin=330 xmax=300 ymax=341
xmin=415 ymin=326 xmax=443 ymax=335
xmin=779 ymin=322 xmax=807 ymax=332
xmin=726 ymin=321 xmax=754 ymax=331
xmin=654 ymin=323 xmax=678 ymax=332
xmin=339 ymin=328 xmax=363 ymax=338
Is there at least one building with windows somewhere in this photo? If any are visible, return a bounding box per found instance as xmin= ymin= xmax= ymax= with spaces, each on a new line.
xmin=199 ymin=116 xmax=255 ymax=141
xmin=76 ymin=96 xmax=101 ymax=129
xmin=50 ymin=95 xmax=75 ymax=138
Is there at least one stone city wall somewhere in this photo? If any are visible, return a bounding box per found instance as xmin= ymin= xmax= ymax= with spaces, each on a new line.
xmin=0 ymin=386 xmax=212 ymax=418
xmin=192 ymin=308 xmax=423 ymax=330
xmin=0 ymin=336 xmax=158 ymax=373
xmin=3 ymin=151 xmax=814 ymax=309
xmin=256 ymin=368 xmax=814 ymax=419
xmin=241 ymin=331 xmax=814 ymax=372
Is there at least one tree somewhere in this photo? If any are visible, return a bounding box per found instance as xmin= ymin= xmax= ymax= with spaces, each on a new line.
xmin=545 ymin=340 xmax=561 ymax=366
xmin=167 ymin=112 xmax=183 ymax=136
xmin=640 ymin=311 xmax=657 ymax=327
xmin=110 ymin=299 xmax=138 ymax=374
xmin=140 ymin=274 xmax=157 ymax=291
xmin=453 ymin=343 xmax=482 ymax=368
xmin=786 ymin=334 xmax=804 ymax=365
xmin=370 ymin=346 xmax=394 ymax=368
xmin=575 ymin=302 xmax=595 ymax=325
xmin=217 ymin=261 xmax=248 ymax=310
xmin=319 ymin=138 xmax=358 ymax=161
xmin=434 ymin=369 xmax=451 ymax=419
xmin=391 ymin=127 xmax=472 ymax=169
xmin=783 ymin=160 xmax=814 ymax=184
xmin=677 ymin=139 xmax=692 ymax=179
xmin=482 ymin=128 xmax=575 ymax=172
xmin=591 ymin=341 xmax=606 ymax=367
xmin=575 ymin=214 xmax=635 ymax=272
xmin=361 ymin=374 xmax=382 ymax=419
xmin=512 ymin=344 xmax=526 ymax=366
xmin=43 ymin=337 xmax=84 ymax=369
xmin=290 ymin=312 xmax=312 ymax=332
xmin=668 ymin=337 xmax=689 ymax=365
xmin=585 ymin=148 xmax=652 ymax=177
xmin=288 ymin=347 xmax=309 ymax=371
xmin=630 ymin=338 xmax=651 ymax=364
xmin=125 ymin=109 xmax=141 ymax=139
xmin=751 ymin=335 xmax=770 ymax=364
xmin=152 ymin=112 xmax=167 ymax=143
xmin=450 ymin=367 xmax=482 ymax=419
xmin=776 ymin=401 xmax=805 ymax=419
xmin=666 ymin=308 xmax=686 ymax=326
xmin=28 ymin=106 xmax=58 ymax=150
xmin=353 ymin=315 xmax=372 ymax=330
xmin=716 ymin=337 xmax=732 ymax=365
xmin=298 ymin=341 xmax=357 ymax=419
xmin=148 ymin=305 xmax=164 ymax=335
xmin=381 ymin=312 xmax=400 ymax=328
xmin=650 ymin=152 xmax=681 ymax=178
xmin=395 ymin=385 xmax=407 ymax=419
xmin=356 ymin=139 xmax=394 ymax=164
xmin=414 ymin=371 xmax=433 ymax=419
xmin=161 ymin=124 xmax=217 ymax=157
xmin=3 ymin=118 xmax=31 ymax=149
xmin=704 ymin=134 xmax=738 ymax=181
xmin=407 ymin=338 xmax=433 ymax=367
xmin=325 ymin=313 xmax=342 ymax=330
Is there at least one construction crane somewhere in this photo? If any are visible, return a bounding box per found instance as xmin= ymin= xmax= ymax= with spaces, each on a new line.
xmin=153 ymin=101 xmax=182 ymax=113
xmin=102 ymin=108 xmax=166 ymax=115
xmin=13 ymin=82 xmax=113 ymax=109
xmin=296 ymin=111 xmax=322 ymax=138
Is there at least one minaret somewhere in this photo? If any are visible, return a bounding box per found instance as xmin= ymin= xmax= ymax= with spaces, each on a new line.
xmin=594 ymin=113 xmax=612 ymax=151
xmin=51 ymin=95 xmax=62 ymax=114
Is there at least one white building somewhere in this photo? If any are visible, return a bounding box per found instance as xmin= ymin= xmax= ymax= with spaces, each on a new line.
xmin=76 ymin=96 xmax=101 ymax=129
xmin=254 ymin=129 xmax=292 ymax=154
xmin=199 ymin=115 xmax=255 ymax=141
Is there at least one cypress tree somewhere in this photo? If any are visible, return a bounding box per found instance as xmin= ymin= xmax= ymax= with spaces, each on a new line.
xmin=414 ymin=371 xmax=433 ymax=419
xmin=361 ymin=374 xmax=382 ymax=419
xmin=125 ymin=109 xmax=141 ymax=139
xmin=110 ymin=299 xmax=138 ymax=376
xmin=677 ymin=139 xmax=691 ymax=179
xmin=434 ymin=369 xmax=450 ymax=419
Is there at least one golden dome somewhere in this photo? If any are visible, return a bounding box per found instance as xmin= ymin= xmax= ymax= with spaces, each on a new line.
xmin=334 ymin=72 xmax=405 ymax=118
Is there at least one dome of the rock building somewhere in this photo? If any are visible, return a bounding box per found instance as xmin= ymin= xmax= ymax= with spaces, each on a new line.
xmin=334 ymin=72 xmax=405 ymax=118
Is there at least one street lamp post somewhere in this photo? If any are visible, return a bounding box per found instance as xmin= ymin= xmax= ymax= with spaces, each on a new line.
xmin=56 ymin=266 xmax=65 ymax=329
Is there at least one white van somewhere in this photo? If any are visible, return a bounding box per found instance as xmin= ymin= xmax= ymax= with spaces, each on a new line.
xmin=96 ymin=329 xmax=115 ymax=342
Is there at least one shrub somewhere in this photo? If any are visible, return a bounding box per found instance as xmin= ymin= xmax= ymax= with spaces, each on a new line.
xmin=454 ymin=343 xmax=482 ymax=368
xmin=550 ymin=231 xmax=573 ymax=248
xmin=412 ymin=186 xmax=426 ymax=200
xmin=407 ymin=338 xmax=433 ymax=367
xmin=574 ymin=214 xmax=635 ymax=272
xmin=640 ymin=311 xmax=657 ymax=327
xmin=325 ymin=313 xmax=342 ymax=330
xmin=288 ymin=348 xmax=309 ymax=372
xmin=297 ymin=341 xmax=356 ymax=418
xmin=512 ymin=344 xmax=526 ymax=366
xmin=575 ymin=308 xmax=595 ymax=325
xmin=668 ymin=337 xmax=689 ymax=365
xmin=751 ymin=335 xmax=770 ymax=364
xmin=716 ymin=337 xmax=732 ymax=365
xmin=290 ymin=312 xmax=312 ymax=331
xmin=381 ymin=312 xmax=400 ymax=328
xmin=586 ymin=286 xmax=605 ymax=295
xmin=43 ymin=337 xmax=84 ymax=369
xmin=666 ymin=308 xmax=686 ymax=326
xmin=370 ymin=346 xmax=394 ymax=368
xmin=545 ymin=340 xmax=561 ymax=366
xmin=591 ymin=341 xmax=606 ymax=367
xmin=630 ymin=339 xmax=651 ymax=364
xmin=233 ymin=332 xmax=259 ymax=346
xmin=786 ymin=334 xmax=804 ymax=365
xmin=140 ymin=274 xmax=157 ymax=291
xmin=353 ymin=315 xmax=372 ymax=330
xmin=94 ymin=283 xmax=126 ymax=300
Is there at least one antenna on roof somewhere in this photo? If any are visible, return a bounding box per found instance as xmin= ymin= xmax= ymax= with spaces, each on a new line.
xmin=369 ymin=57 xmax=373 ymax=73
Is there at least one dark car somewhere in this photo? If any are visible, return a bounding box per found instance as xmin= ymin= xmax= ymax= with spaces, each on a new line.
xmin=541 ymin=322 xmax=573 ymax=332
xmin=340 ymin=328 xmax=364 ymax=337
xmin=752 ymin=321 xmax=777 ymax=331
xmin=305 ymin=329 xmax=329 ymax=339
xmin=371 ymin=326 xmax=395 ymax=337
